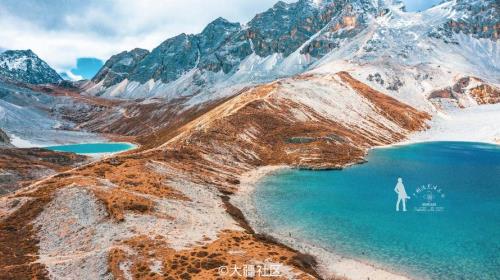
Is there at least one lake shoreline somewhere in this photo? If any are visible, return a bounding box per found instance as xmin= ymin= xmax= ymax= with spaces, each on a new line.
xmin=233 ymin=141 xmax=500 ymax=280
xmin=45 ymin=142 xmax=137 ymax=157
xmin=232 ymin=165 xmax=414 ymax=280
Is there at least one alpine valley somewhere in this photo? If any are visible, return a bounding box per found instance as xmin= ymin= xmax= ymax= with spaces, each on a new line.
xmin=0 ymin=0 xmax=499 ymax=279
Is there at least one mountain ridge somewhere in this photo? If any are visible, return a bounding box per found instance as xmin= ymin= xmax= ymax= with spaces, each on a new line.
xmin=87 ymin=0 xmax=499 ymax=103
xmin=0 ymin=71 xmax=430 ymax=279
xmin=89 ymin=0 xmax=390 ymax=92
xmin=0 ymin=49 xmax=62 ymax=85
xmin=0 ymin=1 xmax=499 ymax=279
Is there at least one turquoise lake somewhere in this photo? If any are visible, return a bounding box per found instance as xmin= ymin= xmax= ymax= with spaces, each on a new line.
xmin=252 ymin=142 xmax=500 ymax=279
xmin=46 ymin=142 xmax=135 ymax=154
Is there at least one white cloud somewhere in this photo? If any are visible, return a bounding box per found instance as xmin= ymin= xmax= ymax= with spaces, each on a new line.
xmin=62 ymin=70 xmax=84 ymax=81
xmin=0 ymin=0 xmax=290 ymax=73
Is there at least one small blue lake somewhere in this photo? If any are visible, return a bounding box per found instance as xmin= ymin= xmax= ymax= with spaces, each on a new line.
xmin=45 ymin=142 xmax=136 ymax=154
xmin=252 ymin=142 xmax=500 ymax=280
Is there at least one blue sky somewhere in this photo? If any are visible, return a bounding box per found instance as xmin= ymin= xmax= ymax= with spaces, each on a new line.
xmin=0 ymin=0 xmax=444 ymax=80
xmin=70 ymin=58 xmax=103 ymax=80
xmin=404 ymin=0 xmax=442 ymax=12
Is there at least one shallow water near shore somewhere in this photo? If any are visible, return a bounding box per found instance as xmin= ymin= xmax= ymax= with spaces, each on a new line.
xmin=252 ymin=142 xmax=500 ymax=279
xmin=46 ymin=142 xmax=135 ymax=154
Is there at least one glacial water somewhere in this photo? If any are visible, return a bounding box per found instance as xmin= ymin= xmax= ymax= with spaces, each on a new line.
xmin=46 ymin=142 xmax=135 ymax=154
xmin=252 ymin=142 xmax=500 ymax=279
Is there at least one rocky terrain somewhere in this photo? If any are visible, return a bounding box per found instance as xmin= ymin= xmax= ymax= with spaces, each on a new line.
xmin=0 ymin=148 xmax=87 ymax=195
xmin=429 ymin=0 xmax=499 ymax=41
xmin=0 ymin=77 xmax=109 ymax=147
xmin=0 ymin=0 xmax=498 ymax=279
xmin=428 ymin=77 xmax=500 ymax=109
xmin=0 ymin=50 xmax=62 ymax=85
xmin=0 ymin=128 xmax=10 ymax=146
xmin=0 ymin=72 xmax=429 ymax=279
xmin=84 ymin=0 xmax=499 ymax=107
xmin=0 ymin=55 xmax=102 ymax=195
xmin=89 ymin=0 xmax=382 ymax=90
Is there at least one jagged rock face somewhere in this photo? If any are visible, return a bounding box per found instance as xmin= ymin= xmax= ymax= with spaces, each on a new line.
xmin=468 ymin=83 xmax=500 ymax=105
xmin=247 ymin=0 xmax=338 ymax=57
xmin=448 ymin=0 xmax=499 ymax=39
xmin=300 ymin=0 xmax=390 ymax=58
xmin=93 ymin=18 xmax=244 ymax=85
xmin=0 ymin=128 xmax=10 ymax=146
xmin=129 ymin=34 xmax=199 ymax=84
xmin=430 ymin=0 xmax=499 ymax=41
xmin=0 ymin=50 xmax=62 ymax=84
xmin=428 ymin=76 xmax=500 ymax=108
xmin=90 ymin=0 xmax=499 ymax=101
xmin=91 ymin=0 xmax=385 ymax=87
xmin=92 ymin=48 xmax=149 ymax=87
xmin=197 ymin=18 xmax=245 ymax=73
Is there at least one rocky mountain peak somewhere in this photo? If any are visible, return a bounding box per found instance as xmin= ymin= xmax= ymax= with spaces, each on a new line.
xmin=204 ymin=17 xmax=238 ymax=28
xmin=0 ymin=49 xmax=62 ymax=84
xmin=92 ymin=48 xmax=150 ymax=87
xmin=90 ymin=0 xmax=393 ymax=90
xmin=451 ymin=0 xmax=499 ymax=39
xmin=89 ymin=0 xmax=499 ymax=100
xmin=429 ymin=0 xmax=499 ymax=41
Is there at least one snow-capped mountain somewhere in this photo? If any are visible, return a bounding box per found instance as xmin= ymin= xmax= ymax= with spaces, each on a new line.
xmin=86 ymin=0 xmax=498 ymax=104
xmin=0 ymin=2 xmax=499 ymax=279
xmin=87 ymin=0 xmax=389 ymax=98
xmin=429 ymin=0 xmax=499 ymax=42
xmin=0 ymin=49 xmax=62 ymax=84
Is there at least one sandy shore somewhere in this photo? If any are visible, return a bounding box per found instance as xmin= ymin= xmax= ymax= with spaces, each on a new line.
xmin=232 ymin=166 xmax=414 ymax=280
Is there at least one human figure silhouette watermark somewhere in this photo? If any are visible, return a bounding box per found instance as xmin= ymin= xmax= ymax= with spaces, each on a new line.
xmin=394 ymin=177 xmax=410 ymax=211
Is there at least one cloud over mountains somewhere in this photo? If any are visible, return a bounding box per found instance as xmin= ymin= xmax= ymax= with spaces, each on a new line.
xmin=0 ymin=0 xmax=288 ymax=73
xmin=0 ymin=0 xmax=440 ymax=75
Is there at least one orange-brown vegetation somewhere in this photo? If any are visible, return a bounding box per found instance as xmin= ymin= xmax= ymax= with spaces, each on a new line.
xmin=0 ymin=148 xmax=87 ymax=194
xmin=0 ymin=72 xmax=430 ymax=279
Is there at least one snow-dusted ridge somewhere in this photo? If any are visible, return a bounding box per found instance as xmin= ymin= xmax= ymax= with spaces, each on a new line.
xmin=0 ymin=50 xmax=62 ymax=85
xmin=85 ymin=0 xmax=498 ymax=119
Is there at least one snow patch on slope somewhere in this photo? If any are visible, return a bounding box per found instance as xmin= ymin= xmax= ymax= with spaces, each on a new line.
xmin=410 ymin=103 xmax=500 ymax=144
xmin=279 ymin=75 xmax=405 ymax=135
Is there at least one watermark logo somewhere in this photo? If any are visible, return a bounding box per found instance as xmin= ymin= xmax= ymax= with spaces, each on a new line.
xmin=412 ymin=183 xmax=446 ymax=212
xmin=394 ymin=177 xmax=410 ymax=211
xmin=394 ymin=178 xmax=446 ymax=212
xmin=218 ymin=259 xmax=281 ymax=278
